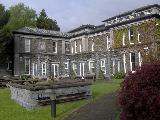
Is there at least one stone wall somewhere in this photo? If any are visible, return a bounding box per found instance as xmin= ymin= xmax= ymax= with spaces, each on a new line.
xmin=9 ymin=82 xmax=92 ymax=109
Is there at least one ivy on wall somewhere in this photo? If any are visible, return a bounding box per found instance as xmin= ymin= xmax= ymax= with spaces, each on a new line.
xmin=113 ymin=18 xmax=160 ymax=63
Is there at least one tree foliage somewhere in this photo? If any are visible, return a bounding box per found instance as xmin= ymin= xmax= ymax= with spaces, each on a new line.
xmin=36 ymin=9 xmax=60 ymax=31
xmin=119 ymin=63 xmax=160 ymax=120
xmin=7 ymin=3 xmax=37 ymax=31
xmin=0 ymin=4 xmax=10 ymax=29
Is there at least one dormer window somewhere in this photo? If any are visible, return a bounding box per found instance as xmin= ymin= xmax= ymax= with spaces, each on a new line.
xmin=129 ymin=28 xmax=134 ymax=44
xmin=53 ymin=42 xmax=57 ymax=53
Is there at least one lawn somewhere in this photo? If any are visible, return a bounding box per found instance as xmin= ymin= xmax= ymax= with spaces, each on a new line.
xmin=0 ymin=79 xmax=122 ymax=120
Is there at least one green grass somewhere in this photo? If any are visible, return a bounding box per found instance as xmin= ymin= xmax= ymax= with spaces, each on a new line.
xmin=0 ymin=79 xmax=122 ymax=120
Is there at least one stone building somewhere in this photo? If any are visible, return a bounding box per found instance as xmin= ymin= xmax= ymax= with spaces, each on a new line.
xmin=13 ymin=4 xmax=160 ymax=79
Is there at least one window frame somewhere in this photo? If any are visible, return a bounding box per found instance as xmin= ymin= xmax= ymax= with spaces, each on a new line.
xmin=25 ymin=39 xmax=30 ymax=52
xmin=25 ymin=58 xmax=30 ymax=75
xmin=53 ymin=42 xmax=57 ymax=53
xmin=100 ymin=59 xmax=106 ymax=74
xmin=42 ymin=62 xmax=47 ymax=76
xmin=129 ymin=28 xmax=134 ymax=45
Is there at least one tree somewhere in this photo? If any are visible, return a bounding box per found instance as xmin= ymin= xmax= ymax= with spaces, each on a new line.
xmin=36 ymin=9 xmax=60 ymax=31
xmin=0 ymin=3 xmax=37 ymax=66
xmin=119 ymin=63 xmax=160 ymax=120
xmin=0 ymin=4 xmax=10 ymax=29
xmin=7 ymin=3 xmax=37 ymax=31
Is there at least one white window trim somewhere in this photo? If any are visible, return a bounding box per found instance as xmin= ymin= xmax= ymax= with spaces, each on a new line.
xmin=91 ymin=42 xmax=94 ymax=52
xmin=25 ymin=58 xmax=30 ymax=75
xmin=122 ymin=33 xmax=125 ymax=46
xmin=107 ymin=36 xmax=110 ymax=49
xmin=89 ymin=61 xmax=94 ymax=74
xmin=75 ymin=41 xmax=77 ymax=53
xmin=53 ymin=42 xmax=57 ymax=53
xmin=138 ymin=52 xmax=142 ymax=67
xmin=101 ymin=59 xmax=106 ymax=74
xmin=25 ymin=39 xmax=30 ymax=52
xmin=80 ymin=63 xmax=85 ymax=76
xmin=112 ymin=59 xmax=115 ymax=74
xmin=79 ymin=44 xmax=82 ymax=53
xmin=138 ymin=31 xmax=141 ymax=44
xmin=118 ymin=61 xmax=120 ymax=72
xmin=42 ymin=62 xmax=47 ymax=76
xmin=123 ymin=54 xmax=126 ymax=73
xmin=32 ymin=63 xmax=34 ymax=76
xmin=71 ymin=46 xmax=74 ymax=54
xmin=129 ymin=29 xmax=134 ymax=45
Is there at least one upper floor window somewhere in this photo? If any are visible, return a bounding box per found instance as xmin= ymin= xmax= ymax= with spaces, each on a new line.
xmin=91 ymin=40 xmax=94 ymax=52
xmin=25 ymin=39 xmax=30 ymax=52
xmin=75 ymin=41 xmax=77 ymax=53
xmin=65 ymin=42 xmax=70 ymax=53
xmin=129 ymin=28 xmax=134 ymax=44
xmin=79 ymin=44 xmax=82 ymax=53
xmin=122 ymin=33 xmax=125 ymax=46
xmin=39 ymin=42 xmax=46 ymax=50
xmin=71 ymin=45 xmax=74 ymax=54
xmin=107 ymin=36 xmax=110 ymax=49
xmin=138 ymin=26 xmax=141 ymax=43
xmin=53 ymin=42 xmax=57 ymax=53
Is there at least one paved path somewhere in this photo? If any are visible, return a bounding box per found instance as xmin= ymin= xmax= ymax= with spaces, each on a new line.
xmin=64 ymin=92 xmax=120 ymax=120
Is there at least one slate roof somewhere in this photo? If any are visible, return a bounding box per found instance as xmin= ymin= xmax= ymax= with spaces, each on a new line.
xmin=102 ymin=4 xmax=160 ymax=22
xmin=13 ymin=27 xmax=72 ymax=38
xmin=68 ymin=24 xmax=95 ymax=33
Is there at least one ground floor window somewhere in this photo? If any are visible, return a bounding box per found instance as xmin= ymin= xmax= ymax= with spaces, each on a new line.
xmin=32 ymin=63 xmax=37 ymax=76
xmin=100 ymin=59 xmax=106 ymax=74
xmin=42 ymin=62 xmax=46 ymax=76
xmin=118 ymin=61 xmax=120 ymax=72
xmin=89 ymin=61 xmax=95 ymax=74
xmin=112 ymin=59 xmax=115 ymax=74
xmin=130 ymin=53 xmax=136 ymax=71
xmin=25 ymin=58 xmax=30 ymax=74
xmin=72 ymin=63 xmax=77 ymax=75
xmin=64 ymin=62 xmax=69 ymax=76
xmin=123 ymin=54 xmax=126 ymax=73
xmin=138 ymin=52 xmax=142 ymax=67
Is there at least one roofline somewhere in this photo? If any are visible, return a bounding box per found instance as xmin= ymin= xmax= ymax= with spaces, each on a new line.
xmin=102 ymin=4 xmax=160 ymax=22
xmin=69 ymin=14 xmax=160 ymax=38
xmin=68 ymin=25 xmax=95 ymax=33
xmin=13 ymin=31 xmax=69 ymax=39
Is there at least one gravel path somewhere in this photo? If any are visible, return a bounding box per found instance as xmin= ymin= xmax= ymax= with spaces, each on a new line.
xmin=64 ymin=92 xmax=120 ymax=120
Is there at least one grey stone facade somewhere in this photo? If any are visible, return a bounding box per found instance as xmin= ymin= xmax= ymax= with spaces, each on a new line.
xmin=13 ymin=4 xmax=160 ymax=79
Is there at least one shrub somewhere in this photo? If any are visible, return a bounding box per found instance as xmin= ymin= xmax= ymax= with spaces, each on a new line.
xmin=112 ymin=72 xmax=125 ymax=79
xmin=20 ymin=74 xmax=30 ymax=80
xmin=119 ymin=63 xmax=160 ymax=120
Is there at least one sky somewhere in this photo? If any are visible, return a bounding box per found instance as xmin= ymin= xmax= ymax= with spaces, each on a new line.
xmin=1 ymin=0 xmax=160 ymax=32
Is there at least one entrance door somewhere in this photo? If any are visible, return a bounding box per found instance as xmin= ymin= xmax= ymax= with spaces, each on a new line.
xmin=51 ymin=64 xmax=59 ymax=78
xmin=80 ymin=63 xmax=85 ymax=77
